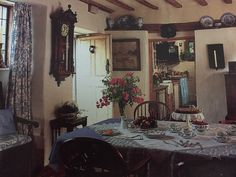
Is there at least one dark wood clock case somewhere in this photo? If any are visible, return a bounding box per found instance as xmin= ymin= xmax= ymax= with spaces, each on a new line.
xmin=50 ymin=5 xmax=77 ymax=86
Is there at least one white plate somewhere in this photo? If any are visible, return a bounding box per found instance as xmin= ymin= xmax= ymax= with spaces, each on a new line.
xmin=99 ymin=129 xmax=121 ymax=136
xmin=200 ymin=16 xmax=214 ymax=28
xmin=179 ymin=132 xmax=196 ymax=139
xmin=220 ymin=12 xmax=236 ymax=26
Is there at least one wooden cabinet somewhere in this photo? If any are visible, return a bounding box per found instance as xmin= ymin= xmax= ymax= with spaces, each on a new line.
xmin=225 ymin=73 xmax=236 ymax=120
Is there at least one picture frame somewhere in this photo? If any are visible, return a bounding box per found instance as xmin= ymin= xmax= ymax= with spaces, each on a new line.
xmin=112 ymin=39 xmax=141 ymax=71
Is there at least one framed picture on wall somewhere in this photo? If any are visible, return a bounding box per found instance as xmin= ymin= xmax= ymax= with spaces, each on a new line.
xmin=112 ymin=39 xmax=141 ymax=71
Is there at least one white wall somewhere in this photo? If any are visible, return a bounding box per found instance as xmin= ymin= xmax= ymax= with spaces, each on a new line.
xmin=195 ymin=27 xmax=236 ymax=123
xmin=106 ymin=30 xmax=149 ymax=118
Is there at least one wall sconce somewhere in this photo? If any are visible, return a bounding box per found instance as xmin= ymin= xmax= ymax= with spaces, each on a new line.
xmin=89 ymin=45 xmax=96 ymax=53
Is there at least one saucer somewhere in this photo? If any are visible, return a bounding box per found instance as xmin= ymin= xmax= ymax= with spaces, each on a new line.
xmin=179 ymin=131 xmax=196 ymax=139
xmin=169 ymin=124 xmax=182 ymax=133
xmin=100 ymin=129 xmax=121 ymax=136
xmin=215 ymin=136 xmax=230 ymax=143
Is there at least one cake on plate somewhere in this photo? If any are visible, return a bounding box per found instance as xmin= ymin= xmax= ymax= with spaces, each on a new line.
xmin=175 ymin=107 xmax=201 ymax=114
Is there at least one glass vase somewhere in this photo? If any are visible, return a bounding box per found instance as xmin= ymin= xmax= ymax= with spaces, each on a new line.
xmin=119 ymin=102 xmax=127 ymax=129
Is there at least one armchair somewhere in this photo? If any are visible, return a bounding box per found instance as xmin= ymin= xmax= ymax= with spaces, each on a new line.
xmin=0 ymin=109 xmax=39 ymax=177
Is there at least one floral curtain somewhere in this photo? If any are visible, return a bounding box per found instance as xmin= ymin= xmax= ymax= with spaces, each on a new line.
xmin=7 ymin=3 xmax=33 ymax=119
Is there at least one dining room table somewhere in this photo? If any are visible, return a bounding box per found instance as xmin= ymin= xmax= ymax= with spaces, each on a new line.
xmin=49 ymin=118 xmax=236 ymax=177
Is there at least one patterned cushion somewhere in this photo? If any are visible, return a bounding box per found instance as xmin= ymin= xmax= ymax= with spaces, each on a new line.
xmin=0 ymin=109 xmax=16 ymax=136
xmin=0 ymin=134 xmax=31 ymax=152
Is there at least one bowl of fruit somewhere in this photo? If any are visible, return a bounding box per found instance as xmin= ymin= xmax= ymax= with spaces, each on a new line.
xmin=133 ymin=116 xmax=157 ymax=129
xmin=192 ymin=121 xmax=209 ymax=133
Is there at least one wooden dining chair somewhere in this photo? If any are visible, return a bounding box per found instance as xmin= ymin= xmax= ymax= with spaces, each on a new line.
xmin=134 ymin=101 xmax=171 ymax=120
xmin=59 ymin=137 xmax=151 ymax=177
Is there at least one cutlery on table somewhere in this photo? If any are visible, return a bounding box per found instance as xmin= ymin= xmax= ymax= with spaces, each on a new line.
xmin=123 ymin=134 xmax=143 ymax=140
xmin=163 ymin=140 xmax=179 ymax=147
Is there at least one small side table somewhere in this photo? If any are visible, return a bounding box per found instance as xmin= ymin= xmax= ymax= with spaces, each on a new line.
xmin=50 ymin=116 xmax=87 ymax=146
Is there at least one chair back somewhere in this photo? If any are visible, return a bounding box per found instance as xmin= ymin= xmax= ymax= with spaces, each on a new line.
xmin=59 ymin=137 xmax=127 ymax=177
xmin=134 ymin=101 xmax=170 ymax=120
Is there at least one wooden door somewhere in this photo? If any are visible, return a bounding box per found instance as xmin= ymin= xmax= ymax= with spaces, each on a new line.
xmin=74 ymin=34 xmax=112 ymax=125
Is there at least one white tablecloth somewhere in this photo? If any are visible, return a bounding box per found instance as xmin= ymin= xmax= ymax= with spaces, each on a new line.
xmin=90 ymin=120 xmax=236 ymax=159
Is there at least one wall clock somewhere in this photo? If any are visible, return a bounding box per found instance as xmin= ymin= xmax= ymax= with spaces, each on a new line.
xmin=61 ymin=24 xmax=69 ymax=37
xmin=50 ymin=5 xmax=77 ymax=86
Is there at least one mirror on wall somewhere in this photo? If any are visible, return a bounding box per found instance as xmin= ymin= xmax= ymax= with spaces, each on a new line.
xmin=151 ymin=38 xmax=196 ymax=112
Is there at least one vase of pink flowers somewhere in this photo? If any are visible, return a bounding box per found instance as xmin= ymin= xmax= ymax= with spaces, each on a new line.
xmin=96 ymin=72 xmax=144 ymax=128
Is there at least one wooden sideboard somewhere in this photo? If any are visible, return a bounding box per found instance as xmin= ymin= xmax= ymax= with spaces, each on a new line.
xmin=224 ymin=73 xmax=236 ymax=120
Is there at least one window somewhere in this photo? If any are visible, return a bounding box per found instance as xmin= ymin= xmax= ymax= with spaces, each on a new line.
xmin=0 ymin=4 xmax=11 ymax=67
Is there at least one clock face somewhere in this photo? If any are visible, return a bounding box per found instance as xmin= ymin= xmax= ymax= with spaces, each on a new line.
xmin=61 ymin=24 xmax=69 ymax=37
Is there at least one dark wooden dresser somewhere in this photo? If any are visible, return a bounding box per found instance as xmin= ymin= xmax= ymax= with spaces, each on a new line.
xmin=224 ymin=73 xmax=236 ymax=120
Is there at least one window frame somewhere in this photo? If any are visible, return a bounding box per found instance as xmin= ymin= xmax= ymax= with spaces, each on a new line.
xmin=0 ymin=3 xmax=13 ymax=67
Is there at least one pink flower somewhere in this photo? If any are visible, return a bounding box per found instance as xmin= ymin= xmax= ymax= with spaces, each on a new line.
xmin=122 ymin=92 xmax=129 ymax=101
xmin=132 ymin=87 xmax=141 ymax=94
xmin=109 ymin=78 xmax=125 ymax=87
xmin=109 ymin=78 xmax=118 ymax=85
xmin=117 ymin=78 xmax=125 ymax=86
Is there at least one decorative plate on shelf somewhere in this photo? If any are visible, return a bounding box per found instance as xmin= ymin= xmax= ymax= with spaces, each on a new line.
xmin=220 ymin=12 xmax=236 ymax=26
xmin=200 ymin=16 xmax=214 ymax=28
xmin=114 ymin=15 xmax=137 ymax=29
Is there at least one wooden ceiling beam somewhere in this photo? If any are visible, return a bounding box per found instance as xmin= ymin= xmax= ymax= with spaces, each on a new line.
xmin=79 ymin=0 xmax=114 ymax=13
xmin=164 ymin=0 xmax=182 ymax=8
xmin=105 ymin=0 xmax=135 ymax=11
xmin=195 ymin=0 xmax=208 ymax=6
xmin=135 ymin=0 xmax=159 ymax=10
xmin=222 ymin=0 xmax=232 ymax=4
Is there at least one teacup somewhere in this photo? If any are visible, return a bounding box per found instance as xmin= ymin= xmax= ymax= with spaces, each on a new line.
xmin=183 ymin=128 xmax=192 ymax=136
xmin=226 ymin=125 xmax=236 ymax=136
xmin=179 ymin=128 xmax=196 ymax=139
xmin=169 ymin=123 xmax=182 ymax=133
xmin=215 ymin=131 xmax=230 ymax=143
